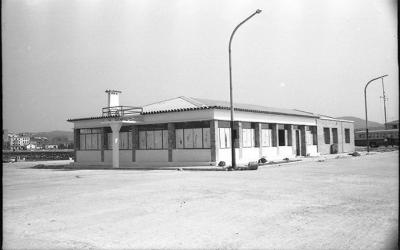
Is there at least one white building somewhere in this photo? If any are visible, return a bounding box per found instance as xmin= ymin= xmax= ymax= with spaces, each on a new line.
xmin=67 ymin=91 xmax=355 ymax=168
xmin=9 ymin=134 xmax=30 ymax=150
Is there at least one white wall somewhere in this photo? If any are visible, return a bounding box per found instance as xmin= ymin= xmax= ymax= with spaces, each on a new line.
xmin=218 ymin=148 xmax=259 ymax=165
xmin=172 ymin=149 xmax=211 ymax=162
xmin=306 ymin=145 xmax=319 ymax=156
xmin=136 ymin=150 xmax=168 ymax=162
xmin=261 ymin=147 xmax=279 ymax=160
xmin=277 ymin=146 xmax=295 ymax=159
xmin=76 ymin=151 xmax=101 ymax=163
xmin=238 ymin=148 xmax=260 ymax=164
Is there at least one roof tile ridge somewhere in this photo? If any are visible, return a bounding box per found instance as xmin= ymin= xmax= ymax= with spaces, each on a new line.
xmin=183 ymin=96 xmax=208 ymax=108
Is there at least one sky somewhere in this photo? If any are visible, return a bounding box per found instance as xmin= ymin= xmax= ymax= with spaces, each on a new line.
xmin=2 ymin=0 xmax=398 ymax=133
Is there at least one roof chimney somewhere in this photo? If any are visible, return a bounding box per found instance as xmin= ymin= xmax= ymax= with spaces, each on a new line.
xmin=105 ymin=90 xmax=121 ymax=107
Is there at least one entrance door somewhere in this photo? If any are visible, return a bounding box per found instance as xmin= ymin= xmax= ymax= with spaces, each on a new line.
xmin=295 ymin=130 xmax=301 ymax=156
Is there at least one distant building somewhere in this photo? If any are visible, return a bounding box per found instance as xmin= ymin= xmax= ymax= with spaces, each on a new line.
xmin=31 ymin=137 xmax=49 ymax=149
xmin=67 ymin=91 xmax=355 ymax=168
xmin=26 ymin=143 xmax=37 ymax=150
xmin=46 ymin=144 xmax=58 ymax=150
xmin=386 ymin=120 xmax=399 ymax=129
xmin=10 ymin=134 xmax=30 ymax=150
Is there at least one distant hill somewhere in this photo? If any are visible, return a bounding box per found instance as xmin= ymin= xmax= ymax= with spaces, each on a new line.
xmin=33 ymin=130 xmax=73 ymax=144
xmin=336 ymin=116 xmax=384 ymax=130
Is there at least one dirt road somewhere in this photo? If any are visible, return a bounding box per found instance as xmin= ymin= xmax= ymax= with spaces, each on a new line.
xmin=3 ymin=151 xmax=398 ymax=249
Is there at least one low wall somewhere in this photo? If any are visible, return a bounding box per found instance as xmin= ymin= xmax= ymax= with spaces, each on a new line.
xmin=76 ymin=150 xmax=101 ymax=163
xmin=172 ymin=149 xmax=211 ymax=162
xmin=218 ymin=148 xmax=259 ymax=165
xmin=136 ymin=150 xmax=168 ymax=162
xmin=306 ymin=145 xmax=319 ymax=156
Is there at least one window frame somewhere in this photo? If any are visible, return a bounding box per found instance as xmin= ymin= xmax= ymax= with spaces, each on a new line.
xmin=323 ymin=127 xmax=330 ymax=144
xmin=345 ymin=128 xmax=350 ymax=143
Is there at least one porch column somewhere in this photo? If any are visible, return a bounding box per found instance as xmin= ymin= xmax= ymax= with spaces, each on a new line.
xmin=111 ymin=123 xmax=122 ymax=168
xmin=233 ymin=122 xmax=243 ymax=160
xmin=291 ymin=126 xmax=297 ymax=155
xmin=101 ymin=128 xmax=106 ymax=162
xmin=271 ymin=124 xmax=278 ymax=147
xmin=168 ymin=123 xmax=175 ymax=162
xmin=73 ymin=128 xmax=80 ymax=162
xmin=210 ymin=120 xmax=219 ymax=163
xmin=299 ymin=125 xmax=307 ymax=156
xmin=131 ymin=126 xmax=139 ymax=162
xmin=254 ymin=123 xmax=262 ymax=158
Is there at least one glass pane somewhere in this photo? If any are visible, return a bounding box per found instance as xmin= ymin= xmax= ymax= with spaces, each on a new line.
xmin=139 ymin=131 xmax=146 ymax=149
xmin=243 ymin=129 xmax=251 ymax=147
xmin=176 ymin=129 xmax=184 ymax=149
xmin=80 ymin=135 xmax=85 ymax=150
xmin=219 ymin=128 xmax=226 ymax=148
xmin=193 ymin=128 xmax=202 ymax=148
xmin=128 ymin=132 xmax=132 ymax=149
xmin=225 ymin=128 xmax=231 ymax=148
xmin=147 ymin=131 xmax=154 ymax=149
xmin=119 ymin=132 xmax=127 ymax=149
xmin=162 ymin=130 xmax=168 ymax=149
xmin=154 ymin=130 xmax=163 ymax=149
xmin=92 ymin=134 xmax=98 ymax=149
xmin=202 ymin=128 xmax=210 ymax=148
xmin=86 ymin=134 xmax=92 ymax=149
xmin=251 ymin=129 xmax=255 ymax=147
xmin=184 ymin=129 xmax=194 ymax=148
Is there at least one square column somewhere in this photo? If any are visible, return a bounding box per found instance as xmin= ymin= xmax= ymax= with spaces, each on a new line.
xmin=101 ymin=128 xmax=106 ymax=162
xmin=210 ymin=120 xmax=219 ymax=163
xmin=73 ymin=128 xmax=80 ymax=162
xmin=299 ymin=125 xmax=307 ymax=156
xmin=131 ymin=126 xmax=139 ymax=162
xmin=254 ymin=123 xmax=262 ymax=158
xmin=168 ymin=123 xmax=175 ymax=162
xmin=270 ymin=124 xmax=278 ymax=147
xmin=233 ymin=121 xmax=242 ymax=148
xmin=110 ymin=123 xmax=122 ymax=168
xmin=284 ymin=124 xmax=293 ymax=146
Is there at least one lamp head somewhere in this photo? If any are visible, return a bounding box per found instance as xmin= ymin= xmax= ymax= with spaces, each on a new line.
xmin=256 ymin=9 xmax=262 ymax=14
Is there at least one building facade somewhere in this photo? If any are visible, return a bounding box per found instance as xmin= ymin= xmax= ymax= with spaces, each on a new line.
xmin=67 ymin=93 xmax=355 ymax=168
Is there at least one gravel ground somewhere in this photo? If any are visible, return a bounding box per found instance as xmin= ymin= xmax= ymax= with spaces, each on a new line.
xmin=3 ymin=151 xmax=398 ymax=250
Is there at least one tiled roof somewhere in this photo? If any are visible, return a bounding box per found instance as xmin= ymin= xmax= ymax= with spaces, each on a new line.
xmin=68 ymin=96 xmax=322 ymax=122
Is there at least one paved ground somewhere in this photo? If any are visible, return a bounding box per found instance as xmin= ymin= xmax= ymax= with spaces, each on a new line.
xmin=3 ymin=151 xmax=398 ymax=249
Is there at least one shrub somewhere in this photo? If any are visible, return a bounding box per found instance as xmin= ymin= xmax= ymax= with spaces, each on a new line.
xmin=218 ymin=161 xmax=226 ymax=167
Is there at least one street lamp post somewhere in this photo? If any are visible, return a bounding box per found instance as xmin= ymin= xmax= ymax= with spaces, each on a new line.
xmin=229 ymin=9 xmax=261 ymax=168
xmin=364 ymin=74 xmax=388 ymax=153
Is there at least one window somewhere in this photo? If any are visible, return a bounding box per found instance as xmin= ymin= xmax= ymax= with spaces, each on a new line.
xmin=219 ymin=128 xmax=231 ymax=149
xmin=306 ymin=131 xmax=313 ymax=145
xmin=177 ymin=128 xmax=210 ymax=149
xmin=139 ymin=130 xmax=168 ymax=150
xmin=107 ymin=132 xmax=132 ymax=150
xmin=176 ymin=129 xmax=184 ymax=149
xmin=332 ymin=128 xmax=338 ymax=144
xmin=278 ymin=129 xmax=288 ymax=146
xmin=79 ymin=128 xmax=102 ymax=150
xmin=242 ymin=128 xmax=255 ymax=147
xmin=261 ymin=129 xmax=272 ymax=147
xmin=324 ymin=127 xmax=330 ymax=144
xmin=345 ymin=129 xmax=350 ymax=143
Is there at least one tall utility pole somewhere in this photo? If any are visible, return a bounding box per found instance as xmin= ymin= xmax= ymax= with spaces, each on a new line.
xmin=364 ymin=74 xmax=388 ymax=153
xmin=228 ymin=9 xmax=261 ymax=168
xmin=380 ymin=77 xmax=388 ymax=129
